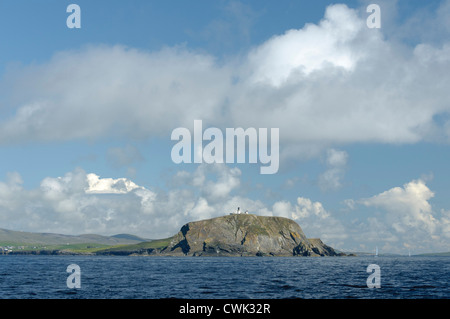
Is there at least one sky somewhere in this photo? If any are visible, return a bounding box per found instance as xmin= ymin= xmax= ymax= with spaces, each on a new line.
xmin=0 ymin=0 xmax=449 ymax=254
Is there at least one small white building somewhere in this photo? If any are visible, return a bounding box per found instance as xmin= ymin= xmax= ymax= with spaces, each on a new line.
xmin=230 ymin=207 xmax=249 ymax=215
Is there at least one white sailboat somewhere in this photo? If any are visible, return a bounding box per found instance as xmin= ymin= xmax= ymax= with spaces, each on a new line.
xmin=375 ymin=246 xmax=378 ymax=257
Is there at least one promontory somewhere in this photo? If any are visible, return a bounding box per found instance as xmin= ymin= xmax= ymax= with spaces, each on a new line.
xmin=98 ymin=214 xmax=343 ymax=257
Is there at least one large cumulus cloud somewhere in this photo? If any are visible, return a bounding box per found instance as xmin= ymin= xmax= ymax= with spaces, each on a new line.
xmin=0 ymin=3 xmax=449 ymax=158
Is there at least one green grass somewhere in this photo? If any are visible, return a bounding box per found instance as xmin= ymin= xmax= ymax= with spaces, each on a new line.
xmin=1 ymin=236 xmax=175 ymax=254
xmin=96 ymin=237 xmax=174 ymax=253
xmin=50 ymin=243 xmax=111 ymax=253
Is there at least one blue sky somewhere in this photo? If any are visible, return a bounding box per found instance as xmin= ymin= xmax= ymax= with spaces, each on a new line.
xmin=0 ymin=0 xmax=449 ymax=254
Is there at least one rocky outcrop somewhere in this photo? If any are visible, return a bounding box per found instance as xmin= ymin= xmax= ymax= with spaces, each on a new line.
xmin=162 ymin=214 xmax=338 ymax=257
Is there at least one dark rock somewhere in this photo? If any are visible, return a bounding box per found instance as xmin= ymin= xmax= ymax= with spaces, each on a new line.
xmin=163 ymin=214 xmax=338 ymax=257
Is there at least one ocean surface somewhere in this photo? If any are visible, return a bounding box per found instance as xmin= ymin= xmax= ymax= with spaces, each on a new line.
xmin=0 ymin=255 xmax=448 ymax=299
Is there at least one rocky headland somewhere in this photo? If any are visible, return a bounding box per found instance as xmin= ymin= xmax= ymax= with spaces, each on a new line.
xmin=98 ymin=214 xmax=345 ymax=257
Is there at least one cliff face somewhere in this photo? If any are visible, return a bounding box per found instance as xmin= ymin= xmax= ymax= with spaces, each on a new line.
xmin=163 ymin=214 xmax=338 ymax=257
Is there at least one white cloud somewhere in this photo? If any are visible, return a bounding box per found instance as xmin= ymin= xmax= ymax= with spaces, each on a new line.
xmin=0 ymin=3 xmax=449 ymax=158
xmin=318 ymin=148 xmax=348 ymax=191
xmin=173 ymin=164 xmax=241 ymax=203
xmin=348 ymin=178 xmax=450 ymax=253
xmin=85 ymin=173 xmax=142 ymax=194
xmin=246 ymin=4 xmax=364 ymax=86
xmin=270 ymin=196 xmax=347 ymax=246
xmin=189 ymin=197 xmax=216 ymax=221
xmin=294 ymin=197 xmax=330 ymax=220
xmin=441 ymin=209 xmax=450 ymax=239
xmin=0 ymin=45 xmax=232 ymax=143
xmin=294 ymin=197 xmax=347 ymax=244
xmin=325 ymin=148 xmax=348 ymax=167
xmin=226 ymin=3 xmax=450 ymax=152
xmin=360 ymin=179 xmax=437 ymax=234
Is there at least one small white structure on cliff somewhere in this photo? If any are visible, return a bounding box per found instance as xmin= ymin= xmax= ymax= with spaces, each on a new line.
xmin=230 ymin=207 xmax=249 ymax=215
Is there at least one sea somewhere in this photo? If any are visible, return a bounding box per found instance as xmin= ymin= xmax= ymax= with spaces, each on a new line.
xmin=0 ymin=255 xmax=448 ymax=299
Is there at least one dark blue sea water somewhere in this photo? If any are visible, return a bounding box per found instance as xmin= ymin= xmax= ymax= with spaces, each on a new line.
xmin=0 ymin=256 xmax=448 ymax=299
